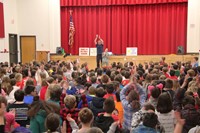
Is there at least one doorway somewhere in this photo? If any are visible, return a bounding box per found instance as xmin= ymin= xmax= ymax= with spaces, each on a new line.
xmin=9 ymin=34 xmax=18 ymax=64
xmin=20 ymin=36 xmax=36 ymax=64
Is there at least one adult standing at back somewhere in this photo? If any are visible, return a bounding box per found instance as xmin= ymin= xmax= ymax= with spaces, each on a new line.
xmin=94 ymin=35 xmax=104 ymax=68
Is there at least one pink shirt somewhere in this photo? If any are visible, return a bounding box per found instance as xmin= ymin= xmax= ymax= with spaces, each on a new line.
xmin=5 ymin=112 xmax=19 ymax=132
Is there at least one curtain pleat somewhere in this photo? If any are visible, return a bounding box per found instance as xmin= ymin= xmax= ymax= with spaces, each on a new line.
xmin=61 ymin=0 xmax=187 ymax=7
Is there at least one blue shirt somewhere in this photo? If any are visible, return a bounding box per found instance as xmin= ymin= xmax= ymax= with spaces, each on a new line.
xmin=193 ymin=62 xmax=199 ymax=68
xmin=24 ymin=95 xmax=34 ymax=104
xmin=96 ymin=44 xmax=103 ymax=55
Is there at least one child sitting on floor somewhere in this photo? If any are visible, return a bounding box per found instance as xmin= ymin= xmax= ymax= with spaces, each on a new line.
xmin=60 ymin=91 xmax=88 ymax=133
xmin=93 ymin=98 xmax=120 ymax=133
xmin=103 ymin=83 xmax=117 ymax=101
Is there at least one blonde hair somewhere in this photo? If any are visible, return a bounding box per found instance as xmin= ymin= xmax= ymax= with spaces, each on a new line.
xmin=88 ymin=86 xmax=96 ymax=95
xmin=187 ymin=69 xmax=195 ymax=77
xmin=187 ymin=84 xmax=199 ymax=93
xmin=64 ymin=95 xmax=76 ymax=109
xmin=188 ymin=81 xmax=196 ymax=88
xmin=40 ymin=71 xmax=47 ymax=79
xmin=15 ymin=73 xmax=22 ymax=82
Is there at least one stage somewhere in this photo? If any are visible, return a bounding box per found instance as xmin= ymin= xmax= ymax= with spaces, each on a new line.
xmin=50 ymin=54 xmax=197 ymax=70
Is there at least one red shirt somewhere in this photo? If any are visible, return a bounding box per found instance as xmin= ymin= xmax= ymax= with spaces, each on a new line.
xmin=31 ymin=78 xmax=37 ymax=86
xmin=164 ymin=72 xmax=170 ymax=78
xmin=122 ymin=79 xmax=130 ymax=86
xmin=103 ymin=93 xmax=117 ymax=101
xmin=16 ymin=81 xmax=22 ymax=89
xmin=20 ymin=77 xmax=29 ymax=89
xmin=169 ymin=76 xmax=178 ymax=80
xmin=39 ymin=86 xmax=48 ymax=100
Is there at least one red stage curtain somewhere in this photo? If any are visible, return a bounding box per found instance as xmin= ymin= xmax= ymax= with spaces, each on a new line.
xmin=0 ymin=2 xmax=5 ymax=38
xmin=61 ymin=0 xmax=187 ymax=7
xmin=61 ymin=2 xmax=187 ymax=55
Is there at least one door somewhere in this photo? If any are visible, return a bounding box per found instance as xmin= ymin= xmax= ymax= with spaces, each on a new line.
xmin=9 ymin=34 xmax=18 ymax=64
xmin=20 ymin=36 xmax=36 ymax=64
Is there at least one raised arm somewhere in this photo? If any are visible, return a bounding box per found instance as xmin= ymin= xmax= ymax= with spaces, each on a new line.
xmin=80 ymin=94 xmax=88 ymax=108
xmin=120 ymin=84 xmax=130 ymax=107
xmin=94 ymin=35 xmax=98 ymax=45
xmin=100 ymin=38 xmax=104 ymax=45
xmin=135 ymin=84 xmax=146 ymax=106
xmin=99 ymin=36 xmax=104 ymax=44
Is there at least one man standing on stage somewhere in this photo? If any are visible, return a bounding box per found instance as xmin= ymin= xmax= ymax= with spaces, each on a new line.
xmin=94 ymin=35 xmax=104 ymax=68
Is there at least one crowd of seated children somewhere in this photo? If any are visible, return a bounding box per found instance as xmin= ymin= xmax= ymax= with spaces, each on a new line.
xmin=0 ymin=57 xmax=199 ymax=133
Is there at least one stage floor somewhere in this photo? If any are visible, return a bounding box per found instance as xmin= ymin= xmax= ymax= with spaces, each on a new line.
xmin=50 ymin=54 xmax=197 ymax=70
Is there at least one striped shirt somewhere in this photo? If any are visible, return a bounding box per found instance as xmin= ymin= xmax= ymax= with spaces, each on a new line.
xmin=156 ymin=110 xmax=176 ymax=133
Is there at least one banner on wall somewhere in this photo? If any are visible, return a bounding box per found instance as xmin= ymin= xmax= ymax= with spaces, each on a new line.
xmin=0 ymin=2 xmax=5 ymax=38
xmin=90 ymin=48 xmax=97 ymax=56
xmin=79 ymin=48 xmax=89 ymax=56
xmin=126 ymin=47 xmax=138 ymax=56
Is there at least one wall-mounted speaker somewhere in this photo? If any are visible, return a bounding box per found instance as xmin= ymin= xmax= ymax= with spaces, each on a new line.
xmin=177 ymin=46 xmax=184 ymax=55
xmin=56 ymin=47 xmax=63 ymax=55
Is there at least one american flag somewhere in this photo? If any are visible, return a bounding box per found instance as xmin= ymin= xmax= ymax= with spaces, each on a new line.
xmin=69 ymin=12 xmax=75 ymax=47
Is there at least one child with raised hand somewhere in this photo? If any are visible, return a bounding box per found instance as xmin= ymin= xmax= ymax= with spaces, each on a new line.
xmin=78 ymin=86 xmax=96 ymax=109
xmin=60 ymin=90 xmax=88 ymax=133
xmin=174 ymin=111 xmax=185 ymax=133
xmin=66 ymin=108 xmax=93 ymax=133
xmin=120 ymin=83 xmax=141 ymax=131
